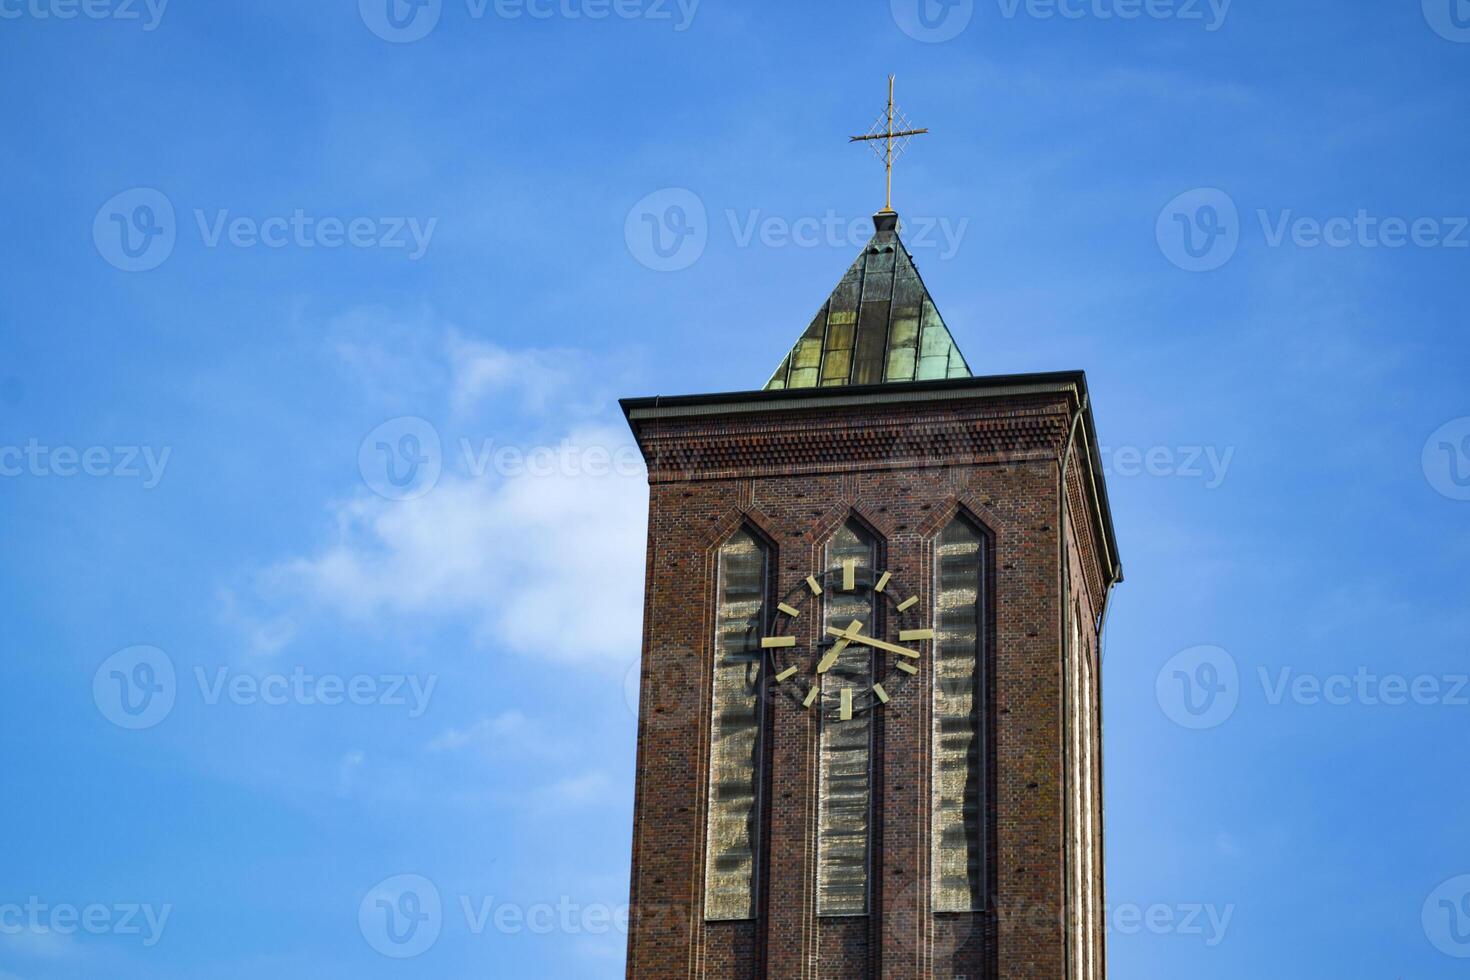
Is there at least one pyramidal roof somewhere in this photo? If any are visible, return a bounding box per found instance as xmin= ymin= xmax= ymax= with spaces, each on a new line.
xmin=765 ymin=212 xmax=971 ymax=390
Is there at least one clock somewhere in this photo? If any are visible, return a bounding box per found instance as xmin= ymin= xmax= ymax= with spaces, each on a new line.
xmin=760 ymin=559 xmax=931 ymax=720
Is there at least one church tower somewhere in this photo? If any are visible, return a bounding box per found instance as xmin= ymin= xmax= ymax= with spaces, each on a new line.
xmin=621 ymin=85 xmax=1121 ymax=980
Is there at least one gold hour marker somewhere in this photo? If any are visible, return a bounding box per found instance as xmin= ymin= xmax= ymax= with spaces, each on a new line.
xmin=874 ymin=571 xmax=892 ymax=593
xmin=873 ymin=683 xmax=890 ymax=704
xmin=807 ymin=575 xmax=824 ymax=596
xmin=896 ymin=595 xmax=919 ymax=612
xmin=842 ymin=559 xmax=856 ymax=591
xmin=777 ymin=602 xmax=801 ymax=618
xmin=839 ymin=688 xmax=853 ymax=721
xmin=761 ymin=636 xmax=797 ymax=649
xmin=775 ymin=666 xmax=798 ymax=682
xmin=896 ymin=661 xmax=919 ymax=675
xmin=899 ymin=628 xmax=934 ymax=642
xmin=803 ymin=686 xmax=821 ymax=708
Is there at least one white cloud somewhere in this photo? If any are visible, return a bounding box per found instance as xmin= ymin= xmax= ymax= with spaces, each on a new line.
xmin=446 ymin=331 xmax=591 ymax=417
xmin=264 ymin=424 xmax=647 ymax=667
xmin=216 ymin=587 xmax=297 ymax=658
xmin=336 ymin=750 xmax=365 ymax=798
xmin=544 ymin=770 xmax=612 ymax=805
xmin=428 ymin=710 xmax=571 ymax=758
xmin=0 ymin=927 xmax=73 ymax=960
xmin=236 ymin=315 xmax=649 ymax=676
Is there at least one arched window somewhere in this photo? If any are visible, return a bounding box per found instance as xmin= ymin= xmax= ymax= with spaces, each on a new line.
xmin=817 ymin=518 xmax=878 ymax=916
xmin=704 ymin=526 xmax=769 ymax=921
xmin=932 ymin=514 xmax=987 ymax=913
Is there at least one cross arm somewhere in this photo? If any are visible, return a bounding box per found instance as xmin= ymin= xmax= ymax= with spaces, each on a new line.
xmin=849 ymin=128 xmax=930 ymax=142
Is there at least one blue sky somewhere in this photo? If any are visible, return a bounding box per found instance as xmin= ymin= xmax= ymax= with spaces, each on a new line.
xmin=1 ymin=0 xmax=1468 ymax=976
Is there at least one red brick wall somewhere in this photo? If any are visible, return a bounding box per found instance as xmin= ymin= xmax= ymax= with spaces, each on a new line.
xmin=624 ymin=386 xmax=1113 ymax=979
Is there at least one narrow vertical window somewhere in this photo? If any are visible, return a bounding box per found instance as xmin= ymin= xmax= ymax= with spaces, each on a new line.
xmin=932 ymin=514 xmax=986 ymax=913
xmin=1069 ymin=606 xmax=1094 ymax=977
xmin=1080 ymin=617 xmax=1098 ymax=980
xmin=704 ymin=527 xmax=768 ymax=920
xmin=817 ymin=519 xmax=877 ymax=915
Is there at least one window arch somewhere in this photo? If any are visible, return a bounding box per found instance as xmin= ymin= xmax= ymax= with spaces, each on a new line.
xmin=932 ymin=513 xmax=988 ymax=913
xmin=817 ymin=517 xmax=879 ymax=916
xmin=704 ymin=525 xmax=769 ymax=921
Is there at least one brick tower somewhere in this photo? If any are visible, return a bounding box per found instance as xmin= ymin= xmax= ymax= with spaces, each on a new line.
xmin=621 ymin=209 xmax=1121 ymax=979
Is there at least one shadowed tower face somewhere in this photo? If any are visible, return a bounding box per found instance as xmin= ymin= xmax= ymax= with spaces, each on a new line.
xmin=622 ymin=208 xmax=1120 ymax=979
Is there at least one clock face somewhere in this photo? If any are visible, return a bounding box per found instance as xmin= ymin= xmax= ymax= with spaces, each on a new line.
xmin=760 ymin=560 xmax=931 ymax=720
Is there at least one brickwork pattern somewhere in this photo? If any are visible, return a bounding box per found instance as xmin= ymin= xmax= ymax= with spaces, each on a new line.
xmin=624 ymin=387 xmax=1113 ymax=980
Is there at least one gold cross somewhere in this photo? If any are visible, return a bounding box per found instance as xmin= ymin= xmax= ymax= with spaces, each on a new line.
xmin=849 ymin=74 xmax=930 ymax=214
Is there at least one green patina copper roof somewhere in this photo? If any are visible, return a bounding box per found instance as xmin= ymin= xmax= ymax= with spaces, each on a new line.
xmin=765 ymin=212 xmax=971 ymax=390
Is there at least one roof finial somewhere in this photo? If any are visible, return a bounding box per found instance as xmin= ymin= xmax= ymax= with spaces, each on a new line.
xmin=849 ymin=74 xmax=930 ymax=220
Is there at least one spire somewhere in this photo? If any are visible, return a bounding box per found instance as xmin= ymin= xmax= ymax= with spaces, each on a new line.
xmin=764 ymin=214 xmax=972 ymax=390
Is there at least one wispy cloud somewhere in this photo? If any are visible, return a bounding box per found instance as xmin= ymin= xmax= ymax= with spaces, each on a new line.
xmin=236 ymin=310 xmax=649 ymax=669
xmin=263 ymin=432 xmax=646 ymax=665
xmin=428 ymin=710 xmax=574 ymax=759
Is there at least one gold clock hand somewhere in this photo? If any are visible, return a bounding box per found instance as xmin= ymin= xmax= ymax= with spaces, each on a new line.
xmin=816 ymin=619 xmax=864 ymax=674
xmin=823 ymin=626 xmax=921 ymax=659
